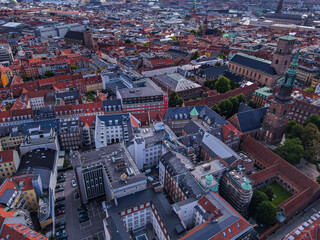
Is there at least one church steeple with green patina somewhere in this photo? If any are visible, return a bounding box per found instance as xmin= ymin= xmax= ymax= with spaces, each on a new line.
xmin=275 ymin=49 xmax=299 ymax=103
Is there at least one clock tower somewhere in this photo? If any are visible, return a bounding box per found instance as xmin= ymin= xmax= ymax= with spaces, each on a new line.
xmin=263 ymin=50 xmax=299 ymax=144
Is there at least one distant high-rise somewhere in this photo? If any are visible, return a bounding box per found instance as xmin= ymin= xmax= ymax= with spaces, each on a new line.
xmin=275 ymin=0 xmax=284 ymax=14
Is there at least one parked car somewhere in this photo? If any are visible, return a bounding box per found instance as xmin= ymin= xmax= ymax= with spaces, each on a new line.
xmin=55 ymin=188 xmax=64 ymax=193
xmin=56 ymin=230 xmax=66 ymax=236
xmin=78 ymin=213 xmax=88 ymax=218
xmin=79 ymin=216 xmax=89 ymax=223
xmin=55 ymin=221 xmax=66 ymax=228
xmin=56 ymin=184 xmax=64 ymax=189
xmin=74 ymin=192 xmax=79 ymax=200
xmin=71 ymin=179 xmax=77 ymax=187
xmin=77 ymin=205 xmax=87 ymax=211
xmin=55 ymin=202 xmax=65 ymax=208
xmin=56 ymin=234 xmax=68 ymax=240
xmin=56 ymin=196 xmax=65 ymax=202
xmin=78 ymin=209 xmax=87 ymax=214
xmin=57 ymin=178 xmax=65 ymax=183
xmin=57 ymin=206 xmax=65 ymax=211
xmin=55 ymin=210 xmax=65 ymax=216
xmin=56 ymin=225 xmax=66 ymax=231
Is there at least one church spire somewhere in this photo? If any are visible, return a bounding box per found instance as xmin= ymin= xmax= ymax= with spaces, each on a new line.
xmin=275 ymin=0 xmax=284 ymax=14
xmin=275 ymin=49 xmax=300 ymax=103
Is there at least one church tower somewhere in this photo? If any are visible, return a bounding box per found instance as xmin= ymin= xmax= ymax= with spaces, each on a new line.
xmin=263 ymin=50 xmax=300 ymax=144
xmin=271 ymin=35 xmax=296 ymax=75
xmin=83 ymin=26 xmax=94 ymax=48
xmin=275 ymin=0 xmax=284 ymax=14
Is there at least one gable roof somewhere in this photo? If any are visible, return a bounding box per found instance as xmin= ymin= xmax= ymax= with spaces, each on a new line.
xmin=230 ymin=53 xmax=277 ymax=76
xmin=235 ymin=107 xmax=268 ymax=133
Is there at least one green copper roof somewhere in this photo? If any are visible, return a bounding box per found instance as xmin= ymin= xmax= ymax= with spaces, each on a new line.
xmin=279 ymin=35 xmax=297 ymax=41
xmin=190 ymin=107 xmax=199 ymax=116
xmin=241 ymin=179 xmax=252 ymax=191
xmin=206 ymin=174 xmax=213 ymax=181
xmin=254 ymin=86 xmax=272 ymax=98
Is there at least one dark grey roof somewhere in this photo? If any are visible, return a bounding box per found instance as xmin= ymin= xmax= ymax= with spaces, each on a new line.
xmin=56 ymin=89 xmax=79 ymax=100
xmin=164 ymin=106 xmax=227 ymax=127
xmin=101 ymin=99 xmax=123 ymax=112
xmin=64 ymin=30 xmax=84 ymax=41
xmin=117 ymin=86 xmax=162 ymax=98
xmin=236 ymin=107 xmax=269 ymax=133
xmin=105 ymin=188 xmax=185 ymax=240
xmin=264 ymin=13 xmax=303 ymax=20
xmin=223 ymin=71 xmax=244 ymax=83
xmin=22 ymin=119 xmax=60 ymax=135
xmin=237 ymin=103 xmax=253 ymax=113
xmin=230 ymin=53 xmax=277 ymax=76
xmin=166 ymin=49 xmax=189 ymax=57
xmin=33 ymin=106 xmax=55 ymax=120
xmin=19 ymin=149 xmax=56 ymax=171
xmin=0 ymin=189 xmax=16 ymax=205
xmin=197 ymin=66 xmax=228 ymax=79
xmin=160 ymin=151 xmax=204 ymax=199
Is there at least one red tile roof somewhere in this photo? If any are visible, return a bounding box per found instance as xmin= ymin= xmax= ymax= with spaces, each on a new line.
xmin=1 ymin=223 xmax=48 ymax=240
xmin=241 ymin=136 xmax=320 ymax=217
xmin=0 ymin=150 xmax=14 ymax=163
xmin=284 ymin=213 xmax=320 ymax=240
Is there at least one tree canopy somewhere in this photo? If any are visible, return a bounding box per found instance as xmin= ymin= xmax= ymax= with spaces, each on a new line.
xmin=214 ymin=76 xmax=230 ymax=93
xmin=255 ymin=201 xmax=278 ymax=226
xmin=274 ymin=138 xmax=304 ymax=165
xmin=44 ymin=70 xmax=54 ymax=78
xmin=169 ymin=91 xmax=184 ymax=107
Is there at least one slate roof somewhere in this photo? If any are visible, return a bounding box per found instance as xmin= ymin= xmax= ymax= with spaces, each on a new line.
xmin=161 ymin=151 xmax=204 ymax=199
xmin=264 ymin=13 xmax=303 ymax=20
xmin=237 ymin=102 xmax=253 ymax=113
xmin=236 ymin=107 xmax=268 ymax=133
xmin=164 ymin=106 xmax=227 ymax=127
xmin=22 ymin=119 xmax=60 ymax=134
xmin=229 ymin=53 xmax=277 ymax=76
xmin=223 ymin=71 xmax=244 ymax=83
xmin=64 ymin=30 xmax=84 ymax=41
xmin=56 ymin=89 xmax=79 ymax=100
xmin=104 ymin=188 xmax=185 ymax=240
xmin=197 ymin=66 xmax=228 ymax=78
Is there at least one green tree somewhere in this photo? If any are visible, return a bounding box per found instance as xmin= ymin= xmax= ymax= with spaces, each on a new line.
xmin=304 ymin=140 xmax=320 ymax=163
xmin=70 ymin=65 xmax=78 ymax=70
xmin=236 ymin=94 xmax=246 ymax=104
xmin=264 ymin=187 xmax=273 ymax=201
xmin=214 ymin=76 xmax=230 ymax=93
xmin=248 ymin=100 xmax=257 ymax=109
xmin=304 ymin=114 xmax=320 ymax=130
xmin=249 ymin=190 xmax=268 ymax=217
xmin=215 ymin=61 xmax=221 ymax=66
xmin=212 ymin=104 xmax=221 ymax=114
xmin=230 ymin=81 xmax=240 ymax=90
xmin=191 ymin=51 xmax=200 ymax=60
xmin=169 ymin=91 xmax=184 ymax=107
xmin=218 ymin=99 xmax=233 ymax=118
xmin=44 ymin=70 xmax=54 ymax=78
xmin=304 ymin=87 xmax=315 ymax=93
xmin=255 ymin=201 xmax=278 ymax=226
xmin=290 ymin=124 xmax=303 ymax=139
xmin=286 ymin=120 xmax=297 ymax=135
xmin=125 ymin=39 xmax=131 ymax=44
xmin=274 ymin=138 xmax=304 ymax=165
xmin=301 ymin=123 xmax=320 ymax=148
xmin=204 ymin=80 xmax=215 ymax=90
xmin=229 ymin=96 xmax=239 ymax=115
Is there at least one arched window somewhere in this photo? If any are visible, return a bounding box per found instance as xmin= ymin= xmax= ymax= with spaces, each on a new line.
xmin=275 ymin=59 xmax=279 ymax=64
xmin=285 ymin=60 xmax=287 ymax=65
